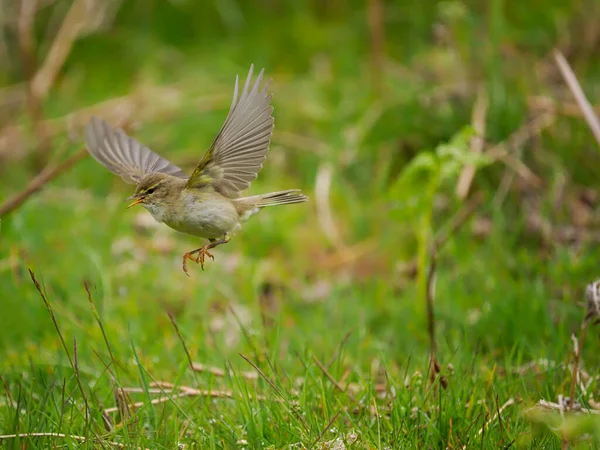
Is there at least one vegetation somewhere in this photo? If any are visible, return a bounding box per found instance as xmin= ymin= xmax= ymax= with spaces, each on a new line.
xmin=2 ymin=0 xmax=600 ymax=448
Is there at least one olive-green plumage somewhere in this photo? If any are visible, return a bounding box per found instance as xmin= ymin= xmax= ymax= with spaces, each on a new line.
xmin=84 ymin=65 xmax=308 ymax=275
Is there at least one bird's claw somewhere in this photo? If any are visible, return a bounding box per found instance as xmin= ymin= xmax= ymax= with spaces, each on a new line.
xmin=181 ymin=246 xmax=215 ymax=276
xmin=193 ymin=247 xmax=214 ymax=270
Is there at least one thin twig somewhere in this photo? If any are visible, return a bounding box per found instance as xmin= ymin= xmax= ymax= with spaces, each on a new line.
xmin=569 ymin=323 xmax=589 ymax=412
xmin=29 ymin=270 xmax=91 ymax=424
xmin=103 ymin=390 xmax=239 ymax=414
xmin=17 ymin=0 xmax=43 ymax=144
xmin=0 ymin=85 xmax=223 ymax=159
xmin=315 ymin=162 xmax=345 ymax=251
xmin=477 ymin=398 xmax=516 ymax=436
xmin=366 ymin=0 xmax=384 ymax=95
xmin=0 ymin=432 xmax=147 ymax=449
xmin=150 ymin=381 xmax=206 ymax=393
xmin=1 ymin=118 xmax=129 ymax=218
xmin=493 ymin=394 xmax=507 ymax=438
xmin=73 ymin=336 xmax=79 ymax=379
xmin=238 ymin=353 xmax=285 ymax=399
xmin=310 ymin=409 xmax=343 ymax=448
xmin=168 ymin=313 xmax=195 ymax=371
xmin=426 ymin=254 xmax=439 ymax=355
xmin=326 ymin=330 xmax=353 ymax=369
xmin=528 ymin=95 xmax=600 ymax=119
xmin=0 ymin=147 xmax=87 ymax=217
xmin=238 ymin=354 xmax=311 ymax=433
xmin=0 ymin=374 xmax=15 ymax=409
xmin=486 ymin=111 xmax=554 ymax=190
xmin=434 ymin=192 xmax=485 ymax=250
xmin=84 ymin=282 xmax=119 ymax=381
xmin=113 ymin=386 xmax=135 ymax=429
xmin=312 ymin=356 xmax=346 ymax=393
xmin=427 ymin=192 xmax=484 ymax=359
xmin=456 ymin=87 xmax=488 ymax=199
xmin=339 ymin=368 xmax=352 ymax=386
xmin=554 ymin=50 xmax=600 ymax=148
xmin=536 ymin=399 xmax=600 ymax=414
xmin=30 ymin=0 xmax=96 ymax=101
xmin=190 ymin=362 xmax=258 ymax=380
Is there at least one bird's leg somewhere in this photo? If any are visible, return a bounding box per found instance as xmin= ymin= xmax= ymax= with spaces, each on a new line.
xmin=190 ymin=236 xmax=231 ymax=270
xmin=181 ymin=235 xmax=231 ymax=276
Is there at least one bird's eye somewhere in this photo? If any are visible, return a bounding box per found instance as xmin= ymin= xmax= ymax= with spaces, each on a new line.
xmin=146 ymin=187 xmax=156 ymax=195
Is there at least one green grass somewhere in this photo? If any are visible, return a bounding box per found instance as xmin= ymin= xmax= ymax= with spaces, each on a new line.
xmin=2 ymin=0 xmax=600 ymax=448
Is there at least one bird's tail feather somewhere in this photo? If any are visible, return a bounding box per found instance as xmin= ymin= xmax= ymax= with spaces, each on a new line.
xmin=239 ymin=190 xmax=308 ymax=208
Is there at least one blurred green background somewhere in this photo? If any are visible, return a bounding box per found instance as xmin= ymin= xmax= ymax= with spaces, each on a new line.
xmin=2 ymin=0 xmax=600 ymax=448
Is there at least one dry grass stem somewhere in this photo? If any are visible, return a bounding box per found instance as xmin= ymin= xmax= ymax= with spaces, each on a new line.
xmin=30 ymin=0 xmax=97 ymax=101
xmin=0 ymin=147 xmax=85 ymax=217
xmin=367 ymin=0 xmax=384 ymax=95
xmin=0 ymin=88 xmax=225 ymax=158
xmin=427 ymin=192 xmax=484 ymax=372
xmin=477 ymin=398 xmax=516 ymax=436
xmin=566 ymin=279 xmax=600 ymax=412
xmin=487 ymin=111 xmax=555 ymax=189
xmin=310 ymin=409 xmax=343 ymax=449
xmin=103 ymin=387 xmax=255 ymax=414
xmin=312 ymin=356 xmax=346 ymax=393
xmin=29 ymin=270 xmax=92 ymax=423
xmin=536 ymin=399 xmax=600 ymax=414
xmin=0 ymin=118 xmax=130 ymax=217
xmin=0 ymin=432 xmax=148 ymax=449
xmin=315 ymin=162 xmax=345 ymax=251
xmin=456 ymin=87 xmax=488 ymax=199
xmin=554 ymin=50 xmax=600 ymax=148
xmin=190 ymin=362 xmax=258 ymax=380
xmin=527 ymin=95 xmax=600 ymax=118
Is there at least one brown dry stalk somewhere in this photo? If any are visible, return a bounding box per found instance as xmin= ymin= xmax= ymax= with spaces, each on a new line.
xmin=190 ymin=362 xmax=258 ymax=380
xmin=0 ymin=432 xmax=148 ymax=449
xmin=477 ymin=398 xmax=516 ymax=436
xmin=18 ymin=0 xmax=42 ymax=124
xmin=427 ymin=193 xmax=484 ymax=359
xmin=310 ymin=409 xmax=343 ymax=449
xmin=31 ymin=0 xmax=96 ymax=101
xmin=312 ymin=356 xmax=346 ymax=393
xmin=104 ymin=385 xmax=274 ymax=415
xmin=528 ymin=95 xmax=600 ymax=121
xmin=554 ymin=50 xmax=600 ymax=148
xmin=315 ymin=162 xmax=345 ymax=251
xmin=29 ymin=269 xmax=91 ymax=423
xmin=367 ymin=0 xmax=385 ymax=95
xmin=569 ymin=322 xmax=589 ymax=412
xmin=433 ymin=192 xmax=484 ymax=252
xmin=167 ymin=312 xmax=195 ymax=371
xmin=1 ymin=118 xmax=130 ymax=218
xmin=103 ymin=391 xmax=215 ymax=414
xmin=0 ymin=88 xmax=224 ymax=157
xmin=0 ymin=147 xmax=87 ymax=217
xmin=536 ymin=399 xmax=600 ymax=414
xmin=456 ymin=87 xmax=488 ymax=199
xmin=486 ymin=112 xmax=554 ymax=188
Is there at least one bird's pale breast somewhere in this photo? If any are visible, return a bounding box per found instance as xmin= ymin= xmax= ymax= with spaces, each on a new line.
xmin=161 ymin=191 xmax=240 ymax=239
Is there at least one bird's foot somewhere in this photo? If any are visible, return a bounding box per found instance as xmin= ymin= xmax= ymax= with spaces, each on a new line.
xmin=181 ymin=246 xmax=215 ymax=276
xmin=193 ymin=246 xmax=214 ymax=270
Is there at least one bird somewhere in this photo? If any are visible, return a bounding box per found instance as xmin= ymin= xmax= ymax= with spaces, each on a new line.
xmin=84 ymin=64 xmax=308 ymax=276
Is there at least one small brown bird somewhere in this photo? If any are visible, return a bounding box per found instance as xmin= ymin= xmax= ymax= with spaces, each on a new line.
xmin=84 ymin=65 xmax=308 ymax=275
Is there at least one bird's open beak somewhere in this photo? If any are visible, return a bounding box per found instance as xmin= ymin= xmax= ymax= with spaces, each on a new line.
xmin=126 ymin=196 xmax=145 ymax=208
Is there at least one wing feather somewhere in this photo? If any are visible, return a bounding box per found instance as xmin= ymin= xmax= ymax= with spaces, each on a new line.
xmin=186 ymin=64 xmax=274 ymax=197
xmin=85 ymin=117 xmax=187 ymax=184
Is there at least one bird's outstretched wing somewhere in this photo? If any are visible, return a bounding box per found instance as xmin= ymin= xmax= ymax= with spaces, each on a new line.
xmin=85 ymin=117 xmax=187 ymax=184
xmin=185 ymin=64 xmax=274 ymax=197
